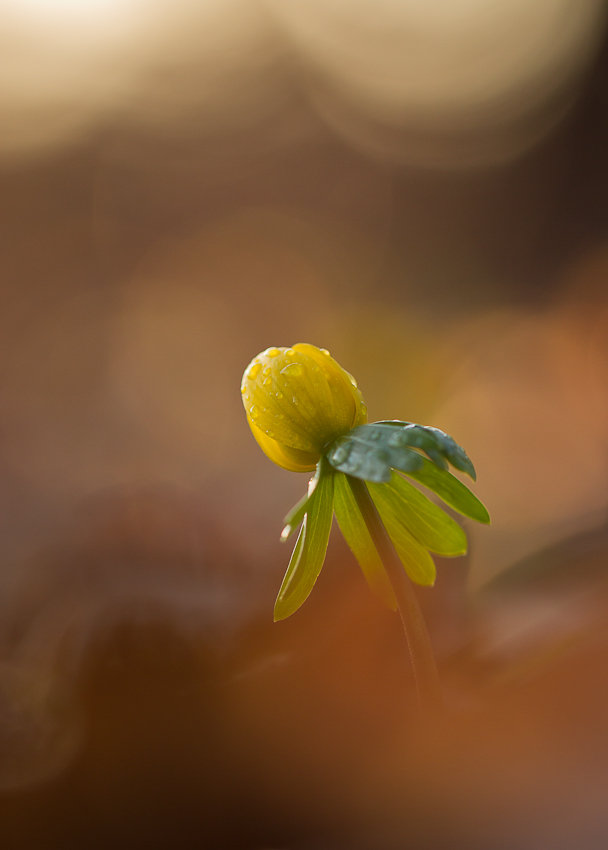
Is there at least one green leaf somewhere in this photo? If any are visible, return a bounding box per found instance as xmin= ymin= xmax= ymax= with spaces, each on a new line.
xmin=371 ymin=494 xmax=437 ymax=587
xmin=368 ymin=472 xmax=467 ymax=556
xmin=274 ymin=463 xmax=335 ymax=621
xmin=280 ymin=464 xmax=322 ymax=542
xmin=405 ymin=457 xmax=490 ymax=525
xmin=327 ymin=421 xmax=477 ymax=484
xmin=333 ymin=473 xmax=397 ymax=610
xmin=327 ymin=425 xmax=424 ymax=483
xmin=275 ymin=516 xmax=307 ymax=607
xmin=280 ymin=491 xmax=311 ymax=542
xmin=375 ymin=421 xmax=476 ymax=480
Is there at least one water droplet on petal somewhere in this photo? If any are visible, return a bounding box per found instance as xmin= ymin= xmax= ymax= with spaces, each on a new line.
xmin=281 ymin=363 xmax=304 ymax=377
xmin=263 ymin=377 xmax=272 ymax=387
xmin=240 ymin=386 xmax=247 ymax=395
xmin=369 ymin=431 xmax=381 ymax=441
xmin=285 ymin=349 xmax=296 ymax=357
xmin=247 ymin=362 xmax=261 ymax=380
xmin=388 ymin=433 xmax=404 ymax=448
xmin=276 ymin=391 xmax=283 ymax=399
xmin=266 ymin=348 xmax=280 ymax=357
xmin=320 ymin=349 xmax=330 ymax=356
xmin=263 ymin=367 xmax=271 ymax=377
xmin=267 ymin=431 xmax=275 ymax=438
xmin=311 ymin=364 xmax=320 ymax=372
xmin=249 ymin=404 xmax=261 ymax=418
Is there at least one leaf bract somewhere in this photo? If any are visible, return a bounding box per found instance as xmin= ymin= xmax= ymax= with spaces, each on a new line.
xmin=405 ymin=458 xmax=490 ymax=524
xmin=274 ymin=463 xmax=335 ymax=620
xmin=368 ymin=472 xmax=467 ymax=556
xmin=333 ymin=473 xmax=397 ymax=610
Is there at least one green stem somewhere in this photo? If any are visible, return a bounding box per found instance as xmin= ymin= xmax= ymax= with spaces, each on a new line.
xmin=347 ymin=475 xmax=444 ymax=717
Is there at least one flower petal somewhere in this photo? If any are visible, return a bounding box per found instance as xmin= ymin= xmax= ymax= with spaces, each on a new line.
xmin=242 ymin=345 xmax=366 ymax=469
xmin=242 ymin=351 xmax=320 ymax=453
xmin=293 ymin=344 xmax=366 ymax=429
xmin=248 ymin=420 xmax=318 ymax=473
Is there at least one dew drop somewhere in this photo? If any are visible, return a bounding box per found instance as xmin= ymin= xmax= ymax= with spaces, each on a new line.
xmin=320 ymin=348 xmax=330 ymax=356
xmin=249 ymin=404 xmax=261 ymax=419
xmin=285 ymin=349 xmax=296 ymax=357
xmin=263 ymin=367 xmax=271 ymax=377
xmin=247 ymin=362 xmax=262 ymax=380
xmin=276 ymin=391 xmax=284 ymax=399
xmin=360 ymin=404 xmax=367 ymax=419
xmin=240 ymin=386 xmax=247 ymax=395
xmin=281 ymin=363 xmax=304 ymax=377
xmin=388 ymin=433 xmax=404 ymax=448
xmin=263 ymin=377 xmax=272 ymax=387
xmin=267 ymin=431 xmax=275 ymax=438
xmin=266 ymin=348 xmax=280 ymax=357
xmin=311 ymin=364 xmax=320 ymax=372
xmin=277 ymin=412 xmax=284 ymax=419
xmin=369 ymin=431 xmax=381 ymax=441
xmin=331 ymin=443 xmax=351 ymax=464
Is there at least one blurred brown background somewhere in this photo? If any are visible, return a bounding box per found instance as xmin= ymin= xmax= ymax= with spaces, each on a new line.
xmin=3 ymin=1 xmax=608 ymax=848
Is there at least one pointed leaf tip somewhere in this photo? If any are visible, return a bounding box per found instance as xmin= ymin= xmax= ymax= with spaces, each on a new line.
xmin=405 ymin=458 xmax=490 ymax=525
xmin=372 ymin=421 xmax=478 ymax=480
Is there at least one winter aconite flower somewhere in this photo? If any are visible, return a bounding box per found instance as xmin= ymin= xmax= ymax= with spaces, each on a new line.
xmin=242 ymin=344 xmax=490 ymax=621
xmin=241 ymin=344 xmax=367 ymax=473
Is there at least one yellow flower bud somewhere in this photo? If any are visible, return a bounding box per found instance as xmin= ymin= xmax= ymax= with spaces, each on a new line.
xmin=241 ymin=344 xmax=367 ymax=472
